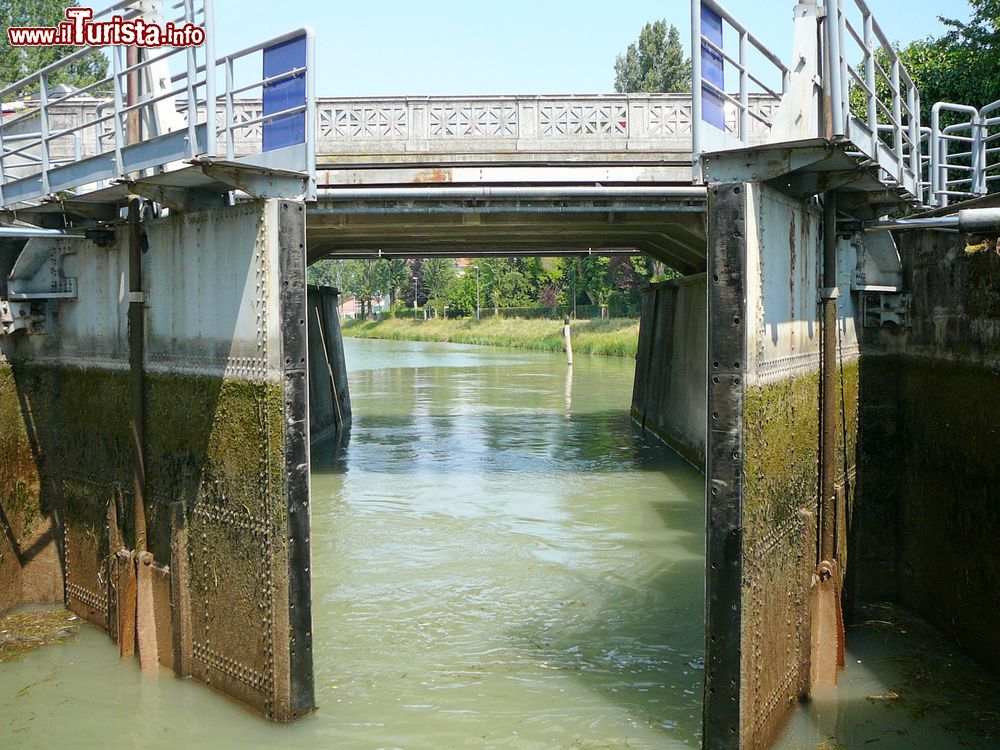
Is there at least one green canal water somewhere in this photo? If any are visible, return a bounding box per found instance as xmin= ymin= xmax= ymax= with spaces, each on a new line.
xmin=1 ymin=338 xmax=998 ymax=749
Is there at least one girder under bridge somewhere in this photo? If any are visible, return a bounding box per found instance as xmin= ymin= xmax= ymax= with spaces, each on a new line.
xmin=307 ymin=185 xmax=708 ymax=273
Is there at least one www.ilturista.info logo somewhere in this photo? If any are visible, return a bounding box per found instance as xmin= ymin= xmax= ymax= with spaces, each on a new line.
xmin=7 ymin=7 xmax=206 ymax=48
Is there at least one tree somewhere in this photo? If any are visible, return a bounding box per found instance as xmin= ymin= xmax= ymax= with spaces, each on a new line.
xmin=307 ymin=259 xmax=344 ymax=289
xmin=614 ymin=20 xmax=690 ymax=94
xmin=867 ymin=1 xmax=1000 ymax=125
xmin=341 ymin=259 xmax=390 ymax=319
xmin=421 ymin=257 xmax=456 ymax=316
xmin=445 ymin=271 xmax=478 ymax=317
xmin=936 ymin=0 xmax=1000 ymax=109
xmin=386 ymin=259 xmax=411 ymax=307
xmin=0 ymin=0 xmax=109 ymax=89
xmin=401 ymin=258 xmax=427 ymax=309
xmin=479 ymin=258 xmax=528 ymax=313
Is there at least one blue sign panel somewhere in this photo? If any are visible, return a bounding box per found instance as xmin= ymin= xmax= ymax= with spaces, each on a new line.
xmin=701 ymin=5 xmax=726 ymax=132
xmin=262 ymin=35 xmax=307 ymax=152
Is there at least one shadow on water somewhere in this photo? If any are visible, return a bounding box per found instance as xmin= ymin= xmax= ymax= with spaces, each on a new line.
xmin=776 ymin=602 xmax=1000 ymax=750
xmin=502 ymin=430 xmax=707 ymax=742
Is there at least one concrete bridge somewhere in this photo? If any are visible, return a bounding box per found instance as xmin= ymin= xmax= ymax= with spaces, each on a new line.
xmin=1 ymin=1 xmax=999 ymax=748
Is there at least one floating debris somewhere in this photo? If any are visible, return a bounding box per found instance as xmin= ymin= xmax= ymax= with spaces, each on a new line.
xmin=0 ymin=608 xmax=80 ymax=664
xmin=866 ymin=690 xmax=901 ymax=702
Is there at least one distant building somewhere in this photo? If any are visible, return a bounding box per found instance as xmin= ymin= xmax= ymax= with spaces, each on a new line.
xmin=339 ymin=293 xmax=390 ymax=320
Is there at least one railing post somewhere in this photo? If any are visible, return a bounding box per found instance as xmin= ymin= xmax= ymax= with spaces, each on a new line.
xmin=930 ymin=103 xmax=941 ymax=206
xmin=973 ymin=109 xmax=986 ymax=196
xmin=225 ymin=59 xmax=235 ymax=160
xmin=891 ymin=59 xmax=903 ymax=183
xmin=0 ymin=106 xmax=7 ymax=206
xmin=203 ymin=0 xmax=217 ymax=156
xmin=691 ymin=0 xmax=703 ymax=182
xmin=739 ymin=31 xmax=749 ymax=145
xmin=837 ymin=0 xmax=849 ymax=134
xmin=824 ymin=0 xmax=845 ymax=138
xmin=110 ymin=46 xmax=126 ymax=177
xmin=305 ymin=28 xmax=317 ymax=199
xmin=184 ymin=0 xmax=199 ymax=158
xmin=863 ymin=12 xmax=877 ymax=157
xmin=38 ymin=74 xmax=51 ymax=195
xmin=907 ymin=86 xmax=920 ymax=192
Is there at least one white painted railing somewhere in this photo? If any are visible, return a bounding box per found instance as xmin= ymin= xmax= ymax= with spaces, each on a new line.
xmin=5 ymin=94 xmax=775 ymax=188
xmin=930 ymin=98 xmax=1000 ymax=207
xmin=0 ymin=0 xmax=216 ymax=207
xmin=0 ymin=1 xmax=315 ymax=208
xmin=831 ymin=0 xmax=922 ymax=192
xmin=690 ymin=0 xmax=924 ymax=198
xmin=306 ymin=94 xmax=776 ymax=158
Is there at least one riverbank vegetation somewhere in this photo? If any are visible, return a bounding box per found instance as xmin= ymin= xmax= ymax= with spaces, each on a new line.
xmin=342 ymin=317 xmax=640 ymax=358
xmin=309 ymin=255 xmax=675 ymax=320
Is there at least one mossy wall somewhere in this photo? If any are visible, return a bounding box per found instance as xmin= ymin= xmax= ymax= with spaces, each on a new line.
xmin=1 ymin=363 xmax=293 ymax=703
xmin=0 ymin=198 xmax=313 ymax=720
xmin=739 ymin=361 xmax=858 ymax=749
xmin=155 ymin=374 xmax=291 ymax=718
xmin=706 ymin=182 xmax=860 ymax=750
xmin=0 ymin=364 xmax=61 ymax=614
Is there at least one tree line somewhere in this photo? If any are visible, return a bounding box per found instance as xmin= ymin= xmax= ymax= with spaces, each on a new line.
xmin=307 ymin=256 xmax=675 ymax=319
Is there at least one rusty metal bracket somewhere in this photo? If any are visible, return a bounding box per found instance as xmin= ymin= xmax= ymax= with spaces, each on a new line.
xmin=196 ymin=159 xmax=310 ymax=201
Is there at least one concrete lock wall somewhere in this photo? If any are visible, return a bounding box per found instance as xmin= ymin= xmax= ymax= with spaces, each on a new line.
xmin=704 ymin=183 xmax=859 ymax=750
xmin=851 ymin=227 xmax=1000 ymax=672
xmin=632 ymin=273 xmax=708 ymax=468
xmin=0 ymin=200 xmax=314 ymax=720
xmin=307 ymin=285 xmax=351 ymax=443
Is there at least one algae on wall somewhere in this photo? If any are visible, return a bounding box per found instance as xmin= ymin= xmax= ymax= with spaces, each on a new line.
xmin=739 ymin=371 xmax=818 ymax=750
xmin=0 ymin=198 xmax=313 ymax=720
xmin=738 ymin=360 xmax=859 ymax=750
xmin=0 ymin=364 xmax=64 ymax=615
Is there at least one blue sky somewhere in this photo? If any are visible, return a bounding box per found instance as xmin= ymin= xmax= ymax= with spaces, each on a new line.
xmin=90 ymin=0 xmax=972 ymax=96
xmin=210 ymin=0 xmax=970 ymax=95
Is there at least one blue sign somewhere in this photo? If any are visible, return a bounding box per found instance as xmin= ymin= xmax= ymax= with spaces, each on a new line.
xmin=262 ymin=35 xmax=307 ymax=152
xmin=701 ymin=5 xmax=726 ymax=132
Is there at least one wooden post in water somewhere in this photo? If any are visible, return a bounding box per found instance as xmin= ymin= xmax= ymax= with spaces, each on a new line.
xmin=563 ymin=315 xmax=573 ymax=366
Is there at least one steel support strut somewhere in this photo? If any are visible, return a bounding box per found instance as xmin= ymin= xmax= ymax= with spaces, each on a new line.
xmin=812 ymin=191 xmax=844 ymax=688
xmin=126 ymin=196 xmax=157 ymax=670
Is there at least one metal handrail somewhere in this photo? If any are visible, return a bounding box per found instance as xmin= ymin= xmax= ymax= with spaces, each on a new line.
xmin=0 ymin=0 xmax=216 ymax=206
xmin=830 ymin=0 xmax=922 ymax=191
xmin=691 ymin=0 xmax=791 ymax=181
xmin=0 ymin=1 xmax=316 ymax=208
xmin=930 ymin=102 xmax=983 ymax=207
xmin=688 ymin=0 xmax=924 ymax=196
xmin=218 ymin=26 xmax=315 ymax=189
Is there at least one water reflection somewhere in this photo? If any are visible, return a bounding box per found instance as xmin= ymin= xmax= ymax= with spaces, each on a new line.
xmin=311 ymin=338 xmax=707 ymax=748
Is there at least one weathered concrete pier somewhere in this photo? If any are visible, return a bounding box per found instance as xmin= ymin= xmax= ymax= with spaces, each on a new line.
xmin=1 ymin=0 xmax=998 ymax=747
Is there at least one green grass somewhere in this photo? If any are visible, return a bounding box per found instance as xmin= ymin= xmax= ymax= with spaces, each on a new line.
xmin=342 ymin=317 xmax=640 ymax=358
